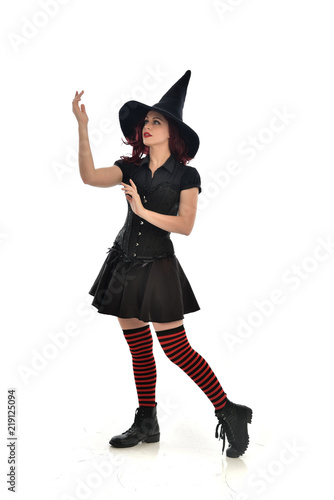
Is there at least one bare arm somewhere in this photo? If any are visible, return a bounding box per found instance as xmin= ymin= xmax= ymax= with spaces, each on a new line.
xmin=139 ymin=187 xmax=199 ymax=236
xmin=73 ymin=90 xmax=123 ymax=188
xmin=78 ymin=123 xmax=123 ymax=187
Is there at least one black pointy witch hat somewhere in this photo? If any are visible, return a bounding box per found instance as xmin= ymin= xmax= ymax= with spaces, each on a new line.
xmin=118 ymin=70 xmax=200 ymax=158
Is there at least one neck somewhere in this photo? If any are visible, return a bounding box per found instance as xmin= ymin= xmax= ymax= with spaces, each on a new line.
xmin=148 ymin=144 xmax=171 ymax=168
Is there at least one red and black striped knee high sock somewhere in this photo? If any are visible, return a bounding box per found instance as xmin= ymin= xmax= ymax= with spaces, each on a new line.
xmin=156 ymin=324 xmax=227 ymax=411
xmin=122 ymin=325 xmax=157 ymax=408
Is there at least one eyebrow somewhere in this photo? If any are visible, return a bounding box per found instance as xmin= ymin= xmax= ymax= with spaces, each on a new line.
xmin=144 ymin=116 xmax=164 ymax=121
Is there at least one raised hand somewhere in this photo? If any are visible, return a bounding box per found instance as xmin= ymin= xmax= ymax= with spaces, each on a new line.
xmin=72 ymin=90 xmax=89 ymax=125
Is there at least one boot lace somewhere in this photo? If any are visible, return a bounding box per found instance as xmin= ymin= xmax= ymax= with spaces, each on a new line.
xmin=215 ymin=414 xmax=235 ymax=453
xmin=122 ymin=408 xmax=143 ymax=435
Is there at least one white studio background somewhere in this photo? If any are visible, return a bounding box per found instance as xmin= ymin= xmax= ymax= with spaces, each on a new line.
xmin=1 ymin=0 xmax=334 ymax=499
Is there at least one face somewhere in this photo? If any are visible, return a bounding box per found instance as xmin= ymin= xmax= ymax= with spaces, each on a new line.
xmin=142 ymin=110 xmax=170 ymax=148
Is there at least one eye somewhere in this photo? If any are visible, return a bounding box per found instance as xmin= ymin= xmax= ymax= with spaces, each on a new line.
xmin=143 ymin=118 xmax=161 ymax=125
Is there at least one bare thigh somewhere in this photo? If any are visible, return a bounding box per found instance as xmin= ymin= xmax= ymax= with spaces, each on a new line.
xmin=117 ymin=317 xmax=184 ymax=331
xmin=117 ymin=317 xmax=149 ymax=330
xmin=152 ymin=319 xmax=184 ymax=332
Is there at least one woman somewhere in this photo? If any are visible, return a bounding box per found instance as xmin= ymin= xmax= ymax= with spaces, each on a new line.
xmin=72 ymin=70 xmax=252 ymax=458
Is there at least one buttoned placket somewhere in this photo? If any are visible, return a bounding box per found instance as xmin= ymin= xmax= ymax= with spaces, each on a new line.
xmin=132 ymin=195 xmax=147 ymax=257
xmin=131 ymin=154 xmax=174 ymax=258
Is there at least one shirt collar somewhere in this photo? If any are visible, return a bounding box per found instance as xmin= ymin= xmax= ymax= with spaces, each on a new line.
xmin=140 ymin=152 xmax=176 ymax=173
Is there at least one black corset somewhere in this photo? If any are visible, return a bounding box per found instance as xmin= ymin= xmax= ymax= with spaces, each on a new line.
xmin=110 ymin=182 xmax=180 ymax=262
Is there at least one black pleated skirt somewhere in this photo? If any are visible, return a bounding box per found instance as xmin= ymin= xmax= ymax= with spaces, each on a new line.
xmin=88 ymin=246 xmax=200 ymax=323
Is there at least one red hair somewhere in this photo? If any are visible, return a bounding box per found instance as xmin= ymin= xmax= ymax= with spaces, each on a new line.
xmin=119 ymin=115 xmax=193 ymax=165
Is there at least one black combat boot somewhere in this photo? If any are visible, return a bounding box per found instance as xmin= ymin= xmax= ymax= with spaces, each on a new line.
xmin=215 ymin=399 xmax=252 ymax=458
xmin=109 ymin=403 xmax=160 ymax=448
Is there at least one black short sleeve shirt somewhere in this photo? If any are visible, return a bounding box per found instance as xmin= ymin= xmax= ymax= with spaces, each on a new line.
xmin=114 ymin=153 xmax=201 ymax=195
xmin=111 ymin=153 xmax=201 ymax=260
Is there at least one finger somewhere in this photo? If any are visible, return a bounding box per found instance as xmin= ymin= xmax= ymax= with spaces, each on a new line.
xmin=73 ymin=90 xmax=84 ymax=102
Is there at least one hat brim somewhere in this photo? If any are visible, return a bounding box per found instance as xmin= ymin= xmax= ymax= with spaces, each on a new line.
xmin=119 ymin=100 xmax=200 ymax=158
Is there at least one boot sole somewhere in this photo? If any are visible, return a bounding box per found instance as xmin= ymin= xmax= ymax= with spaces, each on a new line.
xmin=226 ymin=406 xmax=252 ymax=458
xmin=246 ymin=406 xmax=253 ymax=424
xmin=109 ymin=433 xmax=160 ymax=448
xmin=144 ymin=433 xmax=160 ymax=443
